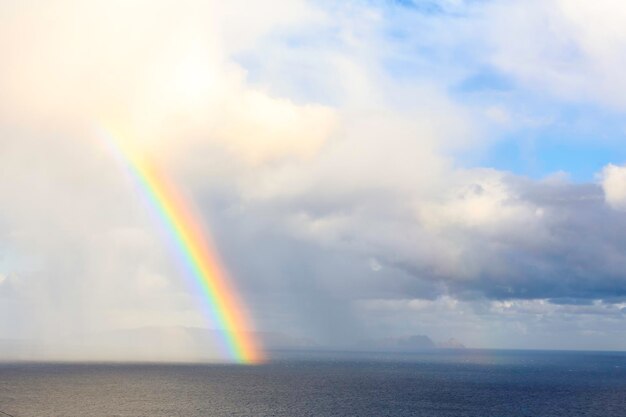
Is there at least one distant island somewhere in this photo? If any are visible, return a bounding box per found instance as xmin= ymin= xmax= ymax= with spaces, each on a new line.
xmin=361 ymin=335 xmax=466 ymax=352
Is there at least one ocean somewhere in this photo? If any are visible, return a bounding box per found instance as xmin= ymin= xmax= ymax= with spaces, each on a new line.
xmin=1 ymin=349 xmax=625 ymax=416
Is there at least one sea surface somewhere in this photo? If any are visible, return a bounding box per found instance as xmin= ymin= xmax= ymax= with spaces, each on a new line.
xmin=1 ymin=349 xmax=625 ymax=416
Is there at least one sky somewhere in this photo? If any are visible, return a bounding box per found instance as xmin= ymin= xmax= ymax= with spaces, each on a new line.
xmin=2 ymin=0 xmax=626 ymax=358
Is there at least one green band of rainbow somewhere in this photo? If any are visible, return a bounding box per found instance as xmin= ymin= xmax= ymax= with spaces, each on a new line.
xmin=101 ymin=128 xmax=264 ymax=364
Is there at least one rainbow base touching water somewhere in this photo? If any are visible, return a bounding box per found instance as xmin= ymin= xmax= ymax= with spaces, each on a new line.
xmin=100 ymin=128 xmax=264 ymax=364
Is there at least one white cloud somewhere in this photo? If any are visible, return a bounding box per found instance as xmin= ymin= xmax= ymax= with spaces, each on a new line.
xmin=418 ymin=170 xmax=536 ymax=230
xmin=601 ymin=164 xmax=626 ymax=210
xmin=0 ymin=0 xmax=334 ymax=168
xmin=484 ymin=0 xmax=626 ymax=109
xmin=0 ymin=0 xmax=336 ymax=346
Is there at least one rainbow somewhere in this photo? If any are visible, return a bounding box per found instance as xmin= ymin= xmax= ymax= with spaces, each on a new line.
xmin=99 ymin=128 xmax=264 ymax=364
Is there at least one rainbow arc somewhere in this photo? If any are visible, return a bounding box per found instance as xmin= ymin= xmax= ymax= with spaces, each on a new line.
xmin=100 ymin=128 xmax=264 ymax=364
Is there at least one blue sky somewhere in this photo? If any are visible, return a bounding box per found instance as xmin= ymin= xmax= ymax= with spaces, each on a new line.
xmin=377 ymin=0 xmax=626 ymax=182
xmin=452 ymin=69 xmax=626 ymax=181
